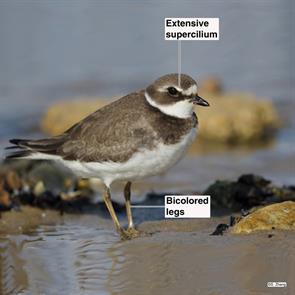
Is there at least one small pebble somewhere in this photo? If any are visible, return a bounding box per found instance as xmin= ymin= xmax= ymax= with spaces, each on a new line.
xmin=22 ymin=184 xmax=31 ymax=193
xmin=64 ymin=178 xmax=74 ymax=190
xmin=60 ymin=191 xmax=82 ymax=201
xmin=0 ymin=190 xmax=12 ymax=209
xmin=12 ymin=189 xmax=20 ymax=196
xmin=33 ymin=181 xmax=46 ymax=196
xmin=77 ymin=179 xmax=90 ymax=190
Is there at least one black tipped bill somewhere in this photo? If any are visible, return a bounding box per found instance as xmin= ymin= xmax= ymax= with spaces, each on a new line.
xmin=190 ymin=95 xmax=210 ymax=107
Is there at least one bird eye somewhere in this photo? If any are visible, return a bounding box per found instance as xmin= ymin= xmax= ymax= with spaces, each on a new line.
xmin=167 ymin=87 xmax=178 ymax=96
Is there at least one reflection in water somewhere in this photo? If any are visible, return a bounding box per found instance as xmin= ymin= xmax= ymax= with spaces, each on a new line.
xmin=0 ymin=237 xmax=29 ymax=295
xmin=0 ymin=226 xmax=122 ymax=295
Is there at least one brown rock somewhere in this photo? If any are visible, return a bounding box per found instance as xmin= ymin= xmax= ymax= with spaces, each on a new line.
xmin=232 ymin=201 xmax=295 ymax=234
xmin=199 ymin=76 xmax=223 ymax=94
xmin=0 ymin=177 xmax=12 ymax=210
xmin=197 ymin=92 xmax=280 ymax=144
xmin=41 ymin=98 xmax=110 ymax=136
xmin=0 ymin=176 xmax=4 ymax=191
xmin=5 ymin=170 xmax=22 ymax=191
xmin=0 ymin=190 xmax=12 ymax=209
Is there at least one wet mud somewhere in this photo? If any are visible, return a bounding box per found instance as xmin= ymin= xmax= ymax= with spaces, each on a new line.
xmin=0 ymin=207 xmax=294 ymax=295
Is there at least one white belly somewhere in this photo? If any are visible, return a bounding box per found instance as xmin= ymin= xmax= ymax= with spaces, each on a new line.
xmin=31 ymin=128 xmax=197 ymax=186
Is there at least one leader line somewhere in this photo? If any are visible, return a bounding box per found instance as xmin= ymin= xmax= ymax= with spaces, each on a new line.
xmin=178 ymin=40 xmax=181 ymax=87
xmin=131 ymin=205 xmax=165 ymax=208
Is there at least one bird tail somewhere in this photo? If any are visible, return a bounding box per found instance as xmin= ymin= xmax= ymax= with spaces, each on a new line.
xmin=5 ymin=136 xmax=66 ymax=160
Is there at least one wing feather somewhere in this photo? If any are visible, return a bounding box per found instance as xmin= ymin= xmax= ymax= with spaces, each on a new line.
xmin=57 ymin=92 xmax=158 ymax=162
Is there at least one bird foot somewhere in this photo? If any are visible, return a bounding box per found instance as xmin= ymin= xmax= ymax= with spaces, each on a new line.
xmin=126 ymin=227 xmax=141 ymax=238
xmin=118 ymin=227 xmax=141 ymax=240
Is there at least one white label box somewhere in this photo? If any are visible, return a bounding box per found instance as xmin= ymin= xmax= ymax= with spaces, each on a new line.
xmin=267 ymin=282 xmax=287 ymax=288
xmin=165 ymin=195 xmax=211 ymax=218
xmin=165 ymin=18 xmax=219 ymax=40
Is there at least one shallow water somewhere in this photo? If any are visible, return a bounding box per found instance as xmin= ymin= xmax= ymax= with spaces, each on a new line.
xmin=0 ymin=211 xmax=294 ymax=295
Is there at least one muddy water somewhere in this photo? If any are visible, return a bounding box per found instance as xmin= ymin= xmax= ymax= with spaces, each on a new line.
xmin=0 ymin=208 xmax=294 ymax=295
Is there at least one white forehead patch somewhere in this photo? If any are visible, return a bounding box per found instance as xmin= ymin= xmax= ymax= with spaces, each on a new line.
xmin=182 ymin=84 xmax=198 ymax=96
xmin=145 ymin=92 xmax=193 ymax=119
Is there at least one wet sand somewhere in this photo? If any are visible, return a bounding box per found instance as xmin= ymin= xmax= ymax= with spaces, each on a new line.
xmin=0 ymin=207 xmax=294 ymax=295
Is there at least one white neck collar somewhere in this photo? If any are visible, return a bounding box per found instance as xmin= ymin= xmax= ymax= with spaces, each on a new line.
xmin=145 ymin=91 xmax=193 ymax=119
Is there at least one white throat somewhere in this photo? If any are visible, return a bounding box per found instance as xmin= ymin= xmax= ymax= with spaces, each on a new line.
xmin=145 ymin=92 xmax=193 ymax=119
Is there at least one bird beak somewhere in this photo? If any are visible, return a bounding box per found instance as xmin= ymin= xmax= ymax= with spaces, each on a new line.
xmin=189 ymin=95 xmax=210 ymax=107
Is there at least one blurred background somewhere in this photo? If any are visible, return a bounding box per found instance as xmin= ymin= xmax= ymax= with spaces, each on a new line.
xmin=0 ymin=0 xmax=294 ymax=190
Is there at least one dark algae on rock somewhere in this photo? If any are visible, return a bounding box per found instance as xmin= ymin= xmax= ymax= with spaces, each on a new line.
xmin=210 ymin=223 xmax=229 ymax=235
xmin=204 ymin=174 xmax=295 ymax=212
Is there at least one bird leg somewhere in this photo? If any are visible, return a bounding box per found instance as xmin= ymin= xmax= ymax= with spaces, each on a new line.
xmin=124 ymin=181 xmax=140 ymax=238
xmin=102 ymin=185 xmax=127 ymax=239
xmin=124 ymin=181 xmax=134 ymax=229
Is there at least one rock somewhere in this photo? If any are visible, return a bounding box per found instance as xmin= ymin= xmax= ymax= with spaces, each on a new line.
xmin=232 ymin=201 xmax=295 ymax=234
xmin=18 ymin=191 xmax=35 ymax=205
xmin=64 ymin=178 xmax=74 ymax=190
xmin=41 ymin=98 xmax=110 ymax=136
xmin=76 ymin=179 xmax=91 ymax=190
xmin=5 ymin=170 xmax=22 ymax=192
xmin=33 ymin=181 xmax=46 ymax=197
xmin=204 ymin=174 xmax=295 ymax=212
xmin=197 ymin=92 xmax=280 ymax=144
xmin=60 ymin=191 xmax=82 ymax=201
xmin=33 ymin=190 xmax=61 ymax=209
xmin=41 ymin=92 xmax=280 ymax=145
xmin=0 ymin=175 xmax=12 ymax=210
xmin=0 ymin=190 xmax=12 ymax=210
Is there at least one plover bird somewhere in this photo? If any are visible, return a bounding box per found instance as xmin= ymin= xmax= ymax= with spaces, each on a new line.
xmin=6 ymin=73 xmax=209 ymax=239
